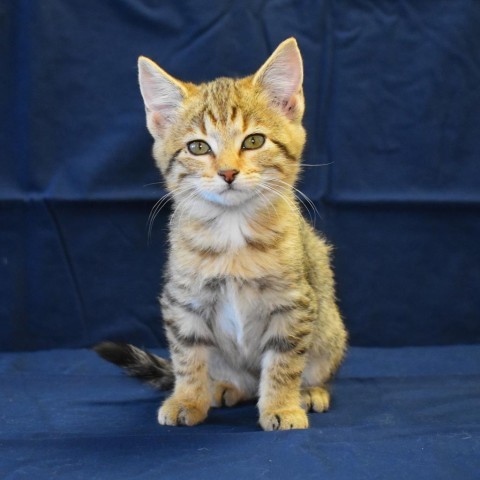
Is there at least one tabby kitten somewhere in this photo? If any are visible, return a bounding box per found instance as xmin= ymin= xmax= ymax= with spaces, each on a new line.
xmin=95 ymin=38 xmax=347 ymax=430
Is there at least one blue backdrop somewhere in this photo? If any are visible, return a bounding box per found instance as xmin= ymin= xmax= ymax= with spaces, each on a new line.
xmin=2 ymin=2 xmax=480 ymax=479
xmin=2 ymin=0 xmax=480 ymax=350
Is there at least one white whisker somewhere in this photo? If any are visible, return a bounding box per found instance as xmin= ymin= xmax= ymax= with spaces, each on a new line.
xmin=270 ymin=178 xmax=321 ymax=226
xmin=147 ymin=184 xmax=195 ymax=242
xmin=147 ymin=194 xmax=172 ymax=241
xmin=267 ymin=180 xmax=313 ymax=226
xmin=170 ymin=187 xmax=202 ymax=227
xmin=301 ymin=162 xmax=334 ymax=167
xmin=255 ymin=185 xmax=280 ymax=218
xmin=143 ymin=181 xmax=165 ymax=187
xmin=257 ymin=183 xmax=303 ymax=223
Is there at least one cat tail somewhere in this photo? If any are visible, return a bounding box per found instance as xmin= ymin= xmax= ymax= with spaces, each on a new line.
xmin=93 ymin=342 xmax=174 ymax=390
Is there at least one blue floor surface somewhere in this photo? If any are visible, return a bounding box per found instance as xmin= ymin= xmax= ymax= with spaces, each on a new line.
xmin=1 ymin=346 xmax=479 ymax=479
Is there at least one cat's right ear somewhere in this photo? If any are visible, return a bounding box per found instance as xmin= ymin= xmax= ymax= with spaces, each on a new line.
xmin=138 ymin=57 xmax=187 ymax=137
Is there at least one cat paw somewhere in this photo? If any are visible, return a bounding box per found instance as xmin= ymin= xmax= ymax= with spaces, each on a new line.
xmin=259 ymin=407 xmax=309 ymax=431
xmin=157 ymin=396 xmax=209 ymax=426
xmin=212 ymin=382 xmax=245 ymax=407
xmin=301 ymin=386 xmax=330 ymax=413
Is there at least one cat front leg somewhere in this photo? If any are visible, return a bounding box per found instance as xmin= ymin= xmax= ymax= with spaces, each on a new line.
xmin=258 ymin=321 xmax=312 ymax=430
xmin=157 ymin=284 xmax=215 ymax=426
xmin=157 ymin=339 xmax=211 ymax=426
xmin=258 ymin=348 xmax=308 ymax=430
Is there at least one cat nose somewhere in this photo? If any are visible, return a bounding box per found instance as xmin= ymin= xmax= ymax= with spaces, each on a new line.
xmin=218 ymin=169 xmax=239 ymax=184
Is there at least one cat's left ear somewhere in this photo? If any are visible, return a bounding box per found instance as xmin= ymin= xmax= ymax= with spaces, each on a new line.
xmin=253 ymin=38 xmax=304 ymax=121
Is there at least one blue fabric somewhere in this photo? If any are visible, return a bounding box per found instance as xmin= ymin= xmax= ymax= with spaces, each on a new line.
xmin=1 ymin=346 xmax=479 ymax=479
xmin=2 ymin=1 xmax=480 ymax=477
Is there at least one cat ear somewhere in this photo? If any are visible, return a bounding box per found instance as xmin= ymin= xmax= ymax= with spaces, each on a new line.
xmin=138 ymin=56 xmax=187 ymax=137
xmin=253 ymin=38 xmax=304 ymax=121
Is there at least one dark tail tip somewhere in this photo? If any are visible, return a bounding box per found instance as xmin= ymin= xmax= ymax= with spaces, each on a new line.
xmin=93 ymin=341 xmax=175 ymax=391
xmin=93 ymin=341 xmax=133 ymax=367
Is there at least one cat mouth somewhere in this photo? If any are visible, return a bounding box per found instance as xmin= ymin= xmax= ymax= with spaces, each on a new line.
xmin=221 ymin=184 xmax=254 ymax=199
xmin=198 ymin=184 xmax=254 ymax=207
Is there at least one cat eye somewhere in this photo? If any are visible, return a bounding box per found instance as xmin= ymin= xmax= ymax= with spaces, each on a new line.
xmin=242 ymin=134 xmax=265 ymax=150
xmin=187 ymin=140 xmax=212 ymax=155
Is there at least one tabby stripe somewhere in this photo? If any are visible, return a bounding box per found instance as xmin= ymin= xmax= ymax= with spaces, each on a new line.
xmin=164 ymin=320 xmax=213 ymax=347
xmin=163 ymin=289 xmax=213 ymax=320
xmin=262 ymin=330 xmax=311 ymax=353
xmin=174 ymin=361 xmax=204 ymax=377
xmin=174 ymin=367 xmax=192 ymax=377
xmin=163 ymin=290 xmax=197 ymax=315
xmin=269 ymin=162 xmax=287 ymax=175
xmin=269 ymin=369 xmax=303 ymax=387
xmin=177 ymin=172 xmax=195 ymax=182
xmin=206 ymin=109 xmax=218 ymax=124
xmin=180 ymin=235 xmax=228 ymax=256
xmin=246 ymin=364 xmax=262 ymax=377
xmin=270 ymin=139 xmax=297 ymax=162
xmin=261 ymin=336 xmax=297 ymax=353
xmin=165 ymin=148 xmax=183 ymax=176
xmin=230 ymin=106 xmax=237 ymax=122
xmin=174 ymin=366 xmax=205 ymax=379
xmin=199 ymin=117 xmax=207 ymax=135
xmin=169 ymin=342 xmax=183 ymax=355
xmin=245 ymin=237 xmax=277 ymax=252
xmin=172 ymin=354 xmax=191 ymax=368
xmin=270 ymin=298 xmax=311 ymax=317
xmin=254 ymin=277 xmax=273 ymax=292
xmin=245 ymin=226 xmax=286 ymax=252
xmin=252 ymin=275 xmax=289 ymax=292
xmin=166 ymin=278 xmax=190 ymax=293
xmin=162 ymin=305 xmax=213 ymax=347
xmin=203 ymin=276 xmax=226 ymax=291
xmin=270 ymin=304 xmax=299 ymax=317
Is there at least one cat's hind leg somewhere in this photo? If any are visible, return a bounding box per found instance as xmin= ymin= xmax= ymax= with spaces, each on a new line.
xmin=211 ymin=381 xmax=249 ymax=407
xmin=301 ymin=386 xmax=330 ymax=412
xmin=208 ymin=350 xmax=258 ymax=408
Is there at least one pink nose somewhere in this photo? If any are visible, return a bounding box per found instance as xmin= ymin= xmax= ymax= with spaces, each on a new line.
xmin=218 ymin=169 xmax=239 ymax=184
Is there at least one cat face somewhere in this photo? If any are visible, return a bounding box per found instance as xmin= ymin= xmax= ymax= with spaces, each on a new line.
xmin=138 ymin=38 xmax=306 ymax=211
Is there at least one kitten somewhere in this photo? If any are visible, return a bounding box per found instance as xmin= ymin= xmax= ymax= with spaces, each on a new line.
xmin=95 ymin=38 xmax=347 ymax=431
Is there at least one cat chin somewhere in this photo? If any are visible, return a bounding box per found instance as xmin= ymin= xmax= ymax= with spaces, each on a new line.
xmin=198 ymin=188 xmax=254 ymax=208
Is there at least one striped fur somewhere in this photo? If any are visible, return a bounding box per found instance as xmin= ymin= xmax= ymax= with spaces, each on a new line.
xmin=94 ymin=342 xmax=174 ymax=390
xmin=96 ymin=38 xmax=347 ymax=431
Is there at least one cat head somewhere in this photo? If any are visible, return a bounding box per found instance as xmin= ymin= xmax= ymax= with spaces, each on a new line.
xmin=138 ymin=38 xmax=306 ymax=211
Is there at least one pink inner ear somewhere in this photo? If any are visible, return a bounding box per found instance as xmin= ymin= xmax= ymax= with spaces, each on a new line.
xmin=150 ymin=105 xmax=178 ymax=131
xmin=285 ymin=95 xmax=297 ymax=112
xmin=254 ymin=41 xmax=303 ymax=120
xmin=151 ymin=111 xmax=164 ymax=130
xmin=282 ymin=92 xmax=299 ymax=120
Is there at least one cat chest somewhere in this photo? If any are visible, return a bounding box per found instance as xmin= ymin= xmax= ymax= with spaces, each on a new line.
xmin=211 ymin=280 xmax=267 ymax=355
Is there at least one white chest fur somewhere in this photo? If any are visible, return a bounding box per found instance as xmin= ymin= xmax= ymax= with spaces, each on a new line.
xmin=215 ymin=280 xmax=245 ymax=345
xmin=211 ymin=210 xmax=251 ymax=251
xmin=213 ymin=279 xmax=267 ymax=357
xmin=187 ymin=200 xmax=258 ymax=252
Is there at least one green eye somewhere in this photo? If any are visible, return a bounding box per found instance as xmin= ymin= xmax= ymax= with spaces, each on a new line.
xmin=242 ymin=134 xmax=265 ymax=150
xmin=187 ymin=140 xmax=211 ymax=155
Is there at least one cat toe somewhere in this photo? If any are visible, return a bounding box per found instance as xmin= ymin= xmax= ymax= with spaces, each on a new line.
xmin=301 ymin=386 xmax=330 ymax=413
xmin=212 ymin=382 xmax=246 ymax=407
xmin=158 ymin=396 xmax=208 ymax=426
xmin=259 ymin=407 xmax=309 ymax=431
